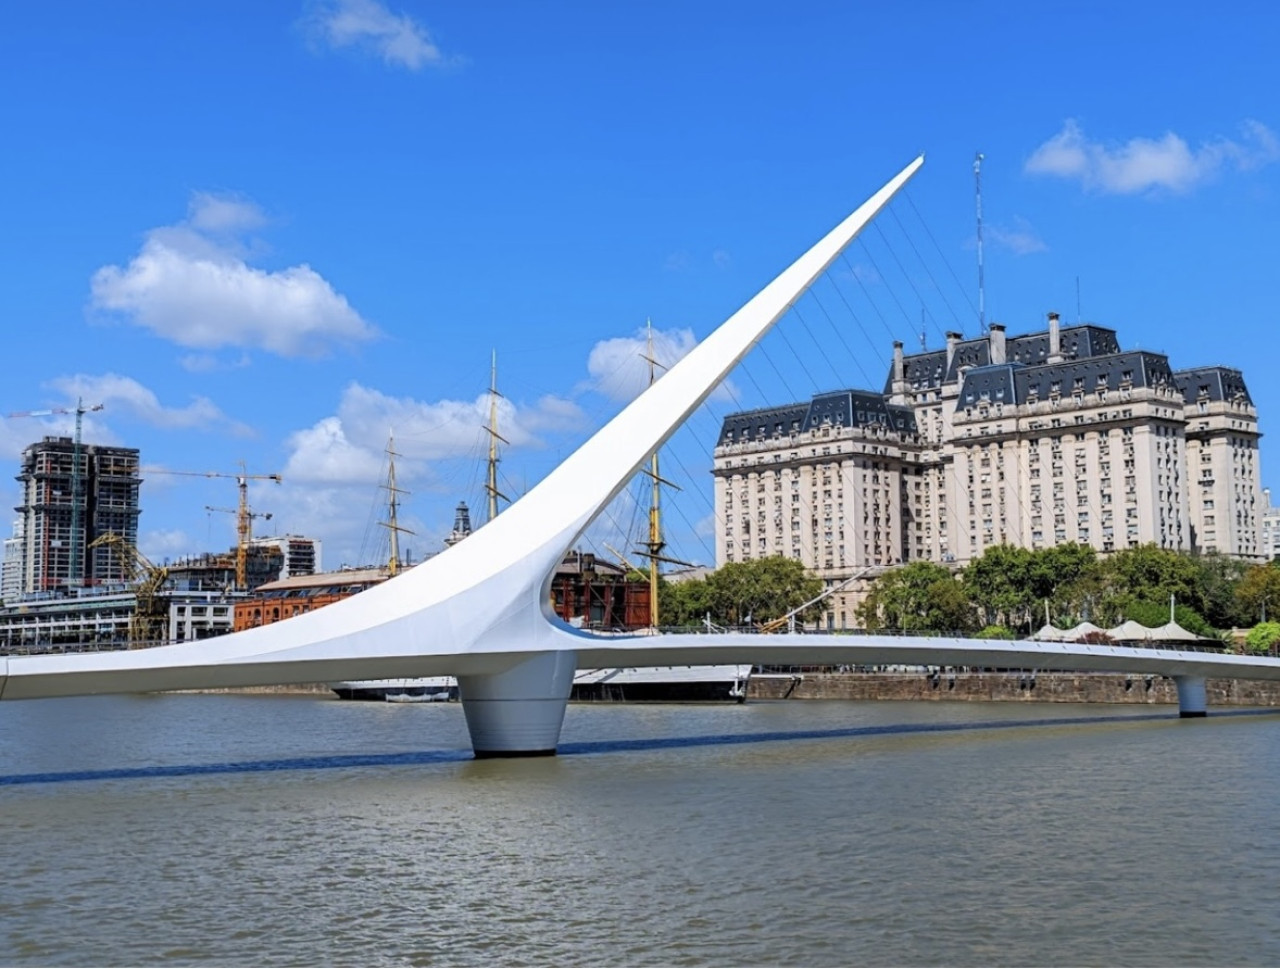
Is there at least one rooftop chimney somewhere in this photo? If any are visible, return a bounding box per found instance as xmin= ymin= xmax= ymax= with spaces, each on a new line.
xmin=890 ymin=340 xmax=906 ymax=400
xmin=1047 ymin=312 xmax=1063 ymax=364
xmin=945 ymin=331 xmax=962 ymax=374
xmin=989 ymin=323 xmax=1006 ymax=365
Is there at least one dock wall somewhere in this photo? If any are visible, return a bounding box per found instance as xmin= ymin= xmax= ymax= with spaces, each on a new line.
xmin=748 ymin=672 xmax=1280 ymax=707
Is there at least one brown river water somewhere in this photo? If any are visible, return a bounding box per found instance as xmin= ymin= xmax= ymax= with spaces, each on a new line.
xmin=2 ymin=694 xmax=1279 ymax=966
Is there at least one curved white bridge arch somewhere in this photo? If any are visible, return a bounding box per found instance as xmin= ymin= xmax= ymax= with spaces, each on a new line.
xmin=3 ymin=156 xmax=1278 ymax=755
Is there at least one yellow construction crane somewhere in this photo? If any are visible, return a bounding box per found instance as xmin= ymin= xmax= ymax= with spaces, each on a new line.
xmin=143 ymin=463 xmax=282 ymax=590
xmin=87 ymin=532 xmax=169 ymax=648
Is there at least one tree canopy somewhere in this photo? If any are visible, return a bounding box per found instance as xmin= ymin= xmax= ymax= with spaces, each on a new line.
xmin=856 ymin=560 xmax=976 ymax=634
xmin=658 ymin=556 xmax=823 ymax=628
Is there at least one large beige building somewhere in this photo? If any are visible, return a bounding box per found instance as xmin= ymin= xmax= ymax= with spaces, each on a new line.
xmin=712 ymin=314 xmax=1265 ymax=627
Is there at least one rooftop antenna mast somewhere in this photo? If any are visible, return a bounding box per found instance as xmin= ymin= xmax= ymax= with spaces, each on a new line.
xmin=920 ymin=306 xmax=927 ymax=352
xmin=974 ymin=151 xmax=986 ymax=334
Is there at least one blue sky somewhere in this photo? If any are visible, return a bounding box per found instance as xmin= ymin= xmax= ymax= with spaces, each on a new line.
xmin=2 ymin=1 xmax=1277 ymax=569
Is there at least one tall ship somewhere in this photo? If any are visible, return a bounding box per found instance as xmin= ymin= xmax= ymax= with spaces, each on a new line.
xmin=328 ymin=433 xmax=459 ymax=702
xmin=330 ymin=344 xmax=751 ymax=703
xmin=569 ymin=323 xmax=750 ymax=703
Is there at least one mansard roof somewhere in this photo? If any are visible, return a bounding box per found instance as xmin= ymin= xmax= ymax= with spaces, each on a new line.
xmin=955 ymin=350 xmax=1177 ymax=411
xmin=719 ymin=402 xmax=810 ymax=444
xmin=1004 ymin=325 xmax=1120 ymax=366
xmin=885 ymin=323 xmax=1121 ymax=391
xmin=805 ymin=389 xmax=918 ymax=434
xmin=1174 ymin=366 xmax=1254 ymax=406
xmin=719 ymin=389 xmax=917 ymax=444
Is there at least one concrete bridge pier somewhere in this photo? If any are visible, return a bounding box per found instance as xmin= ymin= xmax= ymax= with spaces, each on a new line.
xmin=1174 ymin=675 xmax=1208 ymax=718
xmin=457 ymin=650 xmax=577 ymax=757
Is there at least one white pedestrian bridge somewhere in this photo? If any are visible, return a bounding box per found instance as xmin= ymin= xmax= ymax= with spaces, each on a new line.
xmin=4 ymin=156 xmax=1279 ymax=756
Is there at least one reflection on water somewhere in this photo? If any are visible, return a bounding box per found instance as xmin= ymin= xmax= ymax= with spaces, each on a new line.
xmin=3 ymin=694 xmax=1280 ymax=967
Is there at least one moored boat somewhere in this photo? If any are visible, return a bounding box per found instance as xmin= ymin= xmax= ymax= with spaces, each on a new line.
xmin=329 ymin=677 xmax=458 ymax=702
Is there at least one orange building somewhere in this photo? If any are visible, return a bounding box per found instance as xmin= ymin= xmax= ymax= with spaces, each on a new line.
xmin=232 ymin=554 xmax=651 ymax=634
xmin=232 ymin=567 xmax=388 ymax=631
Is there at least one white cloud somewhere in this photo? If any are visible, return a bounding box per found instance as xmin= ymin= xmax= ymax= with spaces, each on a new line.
xmin=45 ymin=373 xmax=251 ymax=435
xmin=179 ymin=352 xmax=252 ymax=373
xmin=987 ymin=217 xmax=1047 ymax=255
xmin=138 ymin=529 xmax=200 ymax=564
xmin=586 ymin=327 xmax=698 ymax=403
xmin=283 ymin=382 xmax=587 ymax=487
xmin=1026 ymin=118 xmax=1280 ymax=195
xmin=90 ymin=192 xmax=376 ymax=358
xmin=665 ymin=250 xmax=734 ymax=273
xmin=187 ymin=192 xmax=267 ymax=234
xmin=586 ymin=326 xmax=712 ymax=403
xmin=284 ymin=416 xmax=389 ymax=486
xmin=279 ymin=382 xmax=587 ymax=565
xmin=305 ymin=0 xmax=452 ymax=71
xmin=841 ymin=263 xmax=881 ymax=286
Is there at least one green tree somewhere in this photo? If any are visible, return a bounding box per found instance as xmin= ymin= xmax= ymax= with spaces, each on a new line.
xmin=975 ymin=624 xmax=1019 ymax=640
xmin=1236 ymin=563 xmax=1280 ymax=625
xmin=1245 ymin=621 xmax=1280 ymax=655
xmin=962 ymin=544 xmax=1033 ymax=629
xmin=1193 ymin=553 xmax=1253 ymax=629
xmin=657 ymin=575 xmax=713 ymax=627
xmin=857 ymin=561 xmax=976 ymax=634
xmin=703 ymin=556 xmax=823 ymax=626
xmin=1093 ymin=545 xmax=1208 ymax=619
xmin=1029 ymin=543 xmax=1098 ymax=602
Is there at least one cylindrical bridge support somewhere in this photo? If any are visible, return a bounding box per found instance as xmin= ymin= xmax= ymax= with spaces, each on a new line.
xmin=457 ymin=650 xmax=577 ymax=758
xmin=1174 ymin=675 xmax=1208 ymax=718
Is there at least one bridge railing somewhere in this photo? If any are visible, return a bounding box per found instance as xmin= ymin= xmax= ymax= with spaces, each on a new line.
xmin=645 ymin=624 xmax=1232 ymax=655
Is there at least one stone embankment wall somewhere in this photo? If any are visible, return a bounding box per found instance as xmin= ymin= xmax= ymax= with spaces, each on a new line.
xmin=748 ymin=672 xmax=1280 ymax=707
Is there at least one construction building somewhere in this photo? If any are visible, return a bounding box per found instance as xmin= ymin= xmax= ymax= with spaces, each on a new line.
xmin=0 ymin=586 xmax=239 ymax=653
xmin=167 ymin=546 xmax=286 ymax=594
xmin=713 ymin=314 xmax=1265 ymax=626
xmin=247 ymin=535 xmax=321 ymax=579
xmin=13 ymin=437 xmax=141 ymax=594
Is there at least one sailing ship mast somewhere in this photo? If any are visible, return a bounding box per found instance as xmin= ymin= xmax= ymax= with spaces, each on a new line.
xmin=644 ymin=322 xmax=664 ymax=629
xmin=484 ymin=350 xmax=509 ymax=525
xmin=634 ymin=321 xmax=695 ymax=629
xmin=379 ymin=432 xmax=414 ymax=576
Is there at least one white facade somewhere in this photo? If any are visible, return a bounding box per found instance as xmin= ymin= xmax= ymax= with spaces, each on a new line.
xmin=713 ymin=316 xmax=1267 ymax=621
xmin=1263 ymin=488 xmax=1280 ymax=562
xmin=1 ymin=519 xmax=24 ymax=605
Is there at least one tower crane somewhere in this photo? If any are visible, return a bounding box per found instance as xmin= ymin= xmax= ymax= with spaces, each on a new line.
xmin=143 ymin=463 xmax=282 ymax=590
xmin=6 ymin=398 xmax=104 ymax=588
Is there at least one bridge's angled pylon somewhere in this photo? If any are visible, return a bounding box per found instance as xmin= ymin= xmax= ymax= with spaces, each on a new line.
xmin=0 ymin=158 xmax=926 ymax=751
xmin=4 ymin=155 xmax=1275 ymax=756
